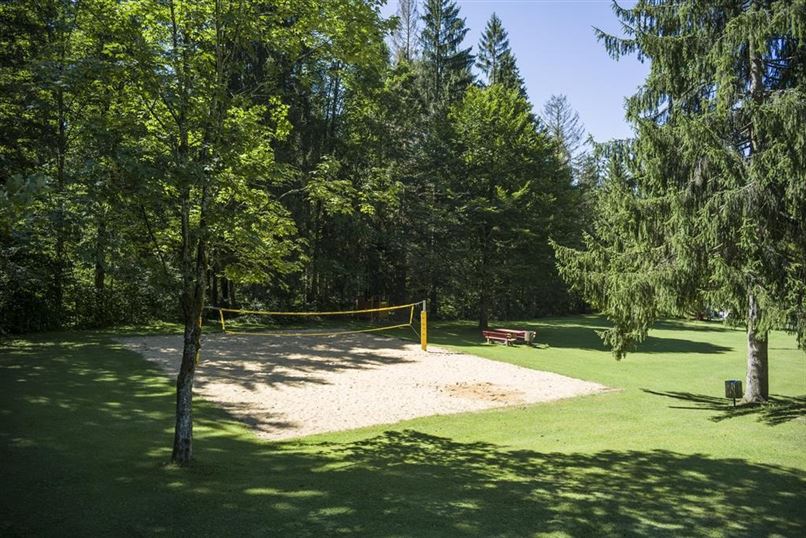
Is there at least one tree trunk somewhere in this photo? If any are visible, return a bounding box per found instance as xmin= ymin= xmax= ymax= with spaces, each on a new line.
xmin=94 ymin=216 xmax=107 ymax=326
xmin=479 ymin=227 xmax=491 ymax=330
xmin=479 ymin=293 xmax=489 ymax=330
xmin=54 ymin=83 xmax=67 ymax=328
xmin=428 ymin=285 xmax=438 ymax=321
xmin=741 ymin=36 xmax=769 ymax=404
xmin=392 ymin=254 xmax=407 ymax=305
xmin=172 ymin=317 xmax=199 ymax=464
xmin=211 ymin=269 xmax=218 ymax=306
xmin=171 ymin=201 xmax=207 ymax=465
xmin=427 ymin=182 xmax=438 ymax=317
xmin=743 ymin=290 xmax=769 ymax=403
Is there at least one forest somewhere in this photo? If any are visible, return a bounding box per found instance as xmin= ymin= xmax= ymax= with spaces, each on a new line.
xmin=0 ymin=0 xmax=599 ymax=336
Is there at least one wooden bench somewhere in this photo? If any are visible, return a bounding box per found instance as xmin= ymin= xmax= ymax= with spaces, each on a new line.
xmin=482 ymin=330 xmax=516 ymax=345
xmin=482 ymin=328 xmax=537 ymax=346
xmin=495 ymin=328 xmax=536 ymax=345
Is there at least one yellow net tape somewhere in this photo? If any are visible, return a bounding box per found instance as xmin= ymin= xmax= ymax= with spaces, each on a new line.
xmin=222 ymin=323 xmax=413 ymax=338
xmin=207 ymin=302 xmax=423 ymax=339
xmin=207 ymin=302 xmax=419 ymax=316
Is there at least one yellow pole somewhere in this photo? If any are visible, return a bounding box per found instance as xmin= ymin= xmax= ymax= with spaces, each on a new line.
xmin=219 ymin=308 xmax=226 ymax=332
xmin=420 ymin=301 xmax=427 ymax=351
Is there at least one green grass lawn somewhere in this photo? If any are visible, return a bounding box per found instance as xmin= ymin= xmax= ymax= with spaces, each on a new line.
xmin=1 ymin=316 xmax=804 ymax=536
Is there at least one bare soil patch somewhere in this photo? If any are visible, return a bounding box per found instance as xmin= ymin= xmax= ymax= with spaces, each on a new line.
xmin=116 ymin=333 xmax=609 ymax=441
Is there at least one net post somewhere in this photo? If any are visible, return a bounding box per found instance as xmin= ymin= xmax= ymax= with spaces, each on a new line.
xmin=420 ymin=300 xmax=427 ymax=352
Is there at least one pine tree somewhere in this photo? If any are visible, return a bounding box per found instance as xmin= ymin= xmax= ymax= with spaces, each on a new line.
xmin=419 ymin=0 xmax=473 ymax=110
xmin=553 ymin=0 xmax=806 ymax=404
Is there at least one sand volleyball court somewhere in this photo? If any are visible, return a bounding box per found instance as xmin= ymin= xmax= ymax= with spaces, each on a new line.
xmin=117 ymin=333 xmax=609 ymax=440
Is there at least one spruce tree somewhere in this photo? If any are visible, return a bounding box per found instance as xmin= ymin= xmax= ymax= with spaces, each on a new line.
xmin=496 ymin=51 xmax=527 ymax=97
xmin=451 ymin=85 xmax=564 ymax=328
xmin=413 ymin=0 xmax=473 ymax=315
xmin=419 ymin=0 xmax=473 ymax=110
xmin=477 ymin=13 xmax=525 ymax=94
xmin=553 ymin=0 xmax=806 ymax=403
xmin=477 ymin=13 xmax=509 ymax=85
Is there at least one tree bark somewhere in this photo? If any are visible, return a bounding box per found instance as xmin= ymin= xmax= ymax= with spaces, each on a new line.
xmin=172 ymin=193 xmax=207 ymax=465
xmin=478 ymin=225 xmax=491 ymax=330
xmin=743 ymin=290 xmax=769 ymax=403
xmin=54 ymin=82 xmax=67 ymax=328
xmin=479 ymin=293 xmax=489 ymax=330
xmin=172 ymin=319 xmax=198 ymax=464
xmin=427 ymin=182 xmax=438 ymax=317
xmin=93 ymin=216 xmax=107 ymax=326
xmin=741 ymin=33 xmax=769 ymax=404
xmin=211 ymin=269 xmax=218 ymax=306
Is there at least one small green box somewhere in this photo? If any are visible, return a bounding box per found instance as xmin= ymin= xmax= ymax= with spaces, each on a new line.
xmin=725 ymin=380 xmax=743 ymax=399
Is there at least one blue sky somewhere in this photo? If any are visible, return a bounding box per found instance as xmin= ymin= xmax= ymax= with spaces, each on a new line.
xmin=381 ymin=0 xmax=650 ymax=142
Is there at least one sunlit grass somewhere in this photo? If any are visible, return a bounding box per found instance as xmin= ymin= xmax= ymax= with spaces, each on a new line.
xmin=1 ymin=316 xmax=804 ymax=536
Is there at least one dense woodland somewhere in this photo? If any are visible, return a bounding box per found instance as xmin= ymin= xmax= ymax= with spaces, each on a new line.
xmin=0 ymin=0 xmax=596 ymax=336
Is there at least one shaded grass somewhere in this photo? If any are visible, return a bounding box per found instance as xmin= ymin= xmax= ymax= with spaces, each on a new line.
xmin=641 ymin=390 xmax=806 ymax=425
xmin=1 ymin=316 xmax=805 ymax=536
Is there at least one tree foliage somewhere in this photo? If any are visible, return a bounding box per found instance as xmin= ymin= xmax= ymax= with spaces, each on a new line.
xmin=1 ymin=0 xmax=590 ymax=461
xmin=419 ymin=0 xmax=474 ymax=111
xmin=451 ymin=85 xmax=574 ymax=327
xmin=542 ymin=94 xmax=586 ymax=171
xmin=392 ymin=0 xmax=420 ymax=63
xmin=554 ymin=0 xmax=806 ymax=403
xmin=476 ymin=12 xmax=525 ymax=94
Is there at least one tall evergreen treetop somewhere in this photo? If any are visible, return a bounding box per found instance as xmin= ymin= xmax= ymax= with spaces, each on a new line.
xmin=419 ymin=0 xmax=474 ymax=109
xmin=554 ymin=0 xmax=806 ymax=403
xmin=476 ymin=13 xmax=526 ymax=94
xmin=476 ymin=13 xmax=509 ymax=84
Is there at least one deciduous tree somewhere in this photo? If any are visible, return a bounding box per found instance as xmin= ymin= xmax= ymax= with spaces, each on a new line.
xmin=392 ymin=0 xmax=420 ymax=63
xmin=542 ymin=94 xmax=586 ymax=171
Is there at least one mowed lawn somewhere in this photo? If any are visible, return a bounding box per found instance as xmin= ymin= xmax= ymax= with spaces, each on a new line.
xmin=1 ymin=316 xmax=804 ymax=536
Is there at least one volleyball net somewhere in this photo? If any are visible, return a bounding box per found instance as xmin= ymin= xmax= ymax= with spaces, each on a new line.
xmin=205 ymin=301 xmax=428 ymax=349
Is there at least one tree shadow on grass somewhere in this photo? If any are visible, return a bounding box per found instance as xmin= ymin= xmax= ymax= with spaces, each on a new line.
xmin=430 ymin=320 xmax=733 ymax=355
xmin=302 ymin=430 xmax=806 ymax=536
xmin=524 ymin=325 xmax=732 ymax=354
xmin=642 ymin=389 xmax=806 ymax=425
xmin=2 ymin=335 xmax=805 ymax=536
xmin=652 ymin=319 xmax=738 ymax=333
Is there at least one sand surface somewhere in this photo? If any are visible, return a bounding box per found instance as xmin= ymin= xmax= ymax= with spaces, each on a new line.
xmin=116 ymin=333 xmax=609 ymax=441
